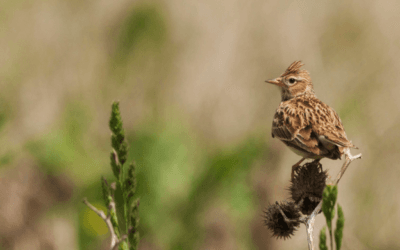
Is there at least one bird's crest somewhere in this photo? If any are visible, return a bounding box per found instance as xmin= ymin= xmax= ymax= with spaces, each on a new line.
xmin=281 ymin=61 xmax=305 ymax=77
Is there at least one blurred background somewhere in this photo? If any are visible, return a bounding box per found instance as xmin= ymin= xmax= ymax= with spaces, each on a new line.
xmin=0 ymin=0 xmax=398 ymax=249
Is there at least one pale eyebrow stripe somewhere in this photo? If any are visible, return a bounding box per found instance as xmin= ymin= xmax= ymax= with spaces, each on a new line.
xmin=288 ymin=77 xmax=303 ymax=81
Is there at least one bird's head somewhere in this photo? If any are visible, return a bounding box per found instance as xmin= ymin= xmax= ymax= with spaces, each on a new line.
xmin=266 ymin=61 xmax=314 ymax=101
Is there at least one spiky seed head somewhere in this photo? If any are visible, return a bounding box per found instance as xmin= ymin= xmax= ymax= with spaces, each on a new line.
xmin=289 ymin=160 xmax=327 ymax=215
xmin=264 ymin=200 xmax=301 ymax=240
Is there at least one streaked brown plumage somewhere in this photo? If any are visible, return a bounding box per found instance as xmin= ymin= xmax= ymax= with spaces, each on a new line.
xmin=266 ymin=61 xmax=357 ymax=178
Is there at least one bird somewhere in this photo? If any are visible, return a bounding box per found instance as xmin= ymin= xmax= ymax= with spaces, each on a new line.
xmin=265 ymin=61 xmax=358 ymax=179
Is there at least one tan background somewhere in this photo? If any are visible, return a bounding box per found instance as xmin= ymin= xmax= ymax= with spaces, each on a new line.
xmin=0 ymin=0 xmax=398 ymax=249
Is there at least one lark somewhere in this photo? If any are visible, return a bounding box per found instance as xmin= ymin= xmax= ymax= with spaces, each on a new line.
xmin=266 ymin=61 xmax=358 ymax=179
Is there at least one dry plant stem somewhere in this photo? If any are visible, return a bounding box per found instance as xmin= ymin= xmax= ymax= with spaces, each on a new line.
xmin=334 ymin=149 xmax=362 ymax=185
xmin=112 ymin=235 xmax=128 ymax=250
xmin=304 ymin=201 xmax=323 ymax=250
xmin=304 ymin=150 xmax=362 ymax=250
xmin=83 ymin=198 xmax=127 ymax=250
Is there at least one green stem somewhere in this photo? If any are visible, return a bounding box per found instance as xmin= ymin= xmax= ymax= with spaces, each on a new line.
xmin=120 ymin=169 xmax=129 ymax=242
xmin=120 ymin=179 xmax=130 ymax=250
xmin=123 ymin=183 xmax=129 ymax=238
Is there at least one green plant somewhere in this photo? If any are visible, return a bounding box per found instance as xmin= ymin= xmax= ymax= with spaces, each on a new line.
xmin=83 ymin=102 xmax=140 ymax=250
xmin=319 ymin=227 xmax=328 ymax=250
xmin=319 ymin=185 xmax=345 ymax=250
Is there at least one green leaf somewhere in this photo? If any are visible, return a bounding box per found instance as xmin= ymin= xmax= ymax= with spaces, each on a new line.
xmin=319 ymin=227 xmax=328 ymax=250
xmin=335 ymin=204 xmax=345 ymax=250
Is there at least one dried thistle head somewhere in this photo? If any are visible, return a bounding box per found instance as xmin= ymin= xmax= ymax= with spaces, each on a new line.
xmin=290 ymin=160 xmax=327 ymax=215
xmin=264 ymin=200 xmax=301 ymax=240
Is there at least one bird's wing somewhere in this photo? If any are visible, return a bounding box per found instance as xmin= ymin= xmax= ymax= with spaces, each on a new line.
xmin=272 ymin=96 xmax=357 ymax=157
xmin=310 ymin=100 xmax=357 ymax=149
xmin=271 ymin=106 xmax=321 ymax=155
xmin=284 ymin=96 xmax=357 ymax=149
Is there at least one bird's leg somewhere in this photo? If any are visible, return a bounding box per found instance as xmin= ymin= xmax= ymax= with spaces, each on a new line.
xmin=292 ymin=158 xmax=306 ymax=180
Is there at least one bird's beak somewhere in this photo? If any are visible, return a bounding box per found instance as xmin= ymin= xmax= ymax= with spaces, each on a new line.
xmin=265 ymin=77 xmax=284 ymax=87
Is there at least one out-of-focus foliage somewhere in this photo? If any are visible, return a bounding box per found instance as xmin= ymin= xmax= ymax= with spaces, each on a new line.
xmin=322 ymin=185 xmax=338 ymax=234
xmin=1 ymin=0 xmax=400 ymax=249
xmin=319 ymin=227 xmax=328 ymax=250
xmin=334 ymin=204 xmax=345 ymax=250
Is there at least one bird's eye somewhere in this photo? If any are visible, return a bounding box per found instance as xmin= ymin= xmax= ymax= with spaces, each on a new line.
xmin=288 ymin=78 xmax=296 ymax=84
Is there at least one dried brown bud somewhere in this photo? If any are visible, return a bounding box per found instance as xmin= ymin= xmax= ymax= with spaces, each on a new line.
xmin=290 ymin=160 xmax=327 ymax=215
xmin=264 ymin=200 xmax=301 ymax=239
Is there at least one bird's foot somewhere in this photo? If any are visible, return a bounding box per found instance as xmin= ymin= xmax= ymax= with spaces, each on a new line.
xmin=291 ymin=158 xmax=306 ymax=180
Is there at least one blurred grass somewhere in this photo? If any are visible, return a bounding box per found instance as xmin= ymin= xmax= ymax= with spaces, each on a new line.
xmin=114 ymin=4 xmax=167 ymax=64
xmin=24 ymin=104 xmax=266 ymax=249
xmin=170 ymin=137 xmax=265 ymax=249
xmin=25 ymin=100 xmax=101 ymax=179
